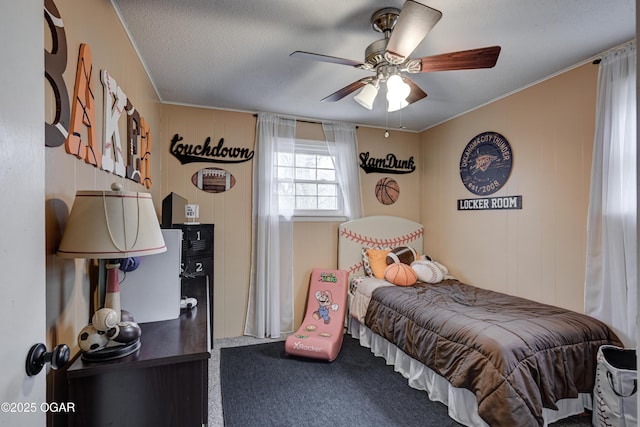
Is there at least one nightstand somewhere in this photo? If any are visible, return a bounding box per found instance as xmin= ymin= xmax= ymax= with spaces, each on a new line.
xmin=66 ymin=279 xmax=211 ymax=427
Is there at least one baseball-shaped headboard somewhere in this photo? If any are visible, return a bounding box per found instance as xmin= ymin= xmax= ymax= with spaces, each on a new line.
xmin=338 ymin=216 xmax=424 ymax=280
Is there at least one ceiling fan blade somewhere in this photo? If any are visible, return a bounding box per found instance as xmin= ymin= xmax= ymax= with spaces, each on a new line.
xmin=416 ymin=46 xmax=502 ymax=72
xmin=290 ymin=51 xmax=365 ymax=68
xmin=404 ymin=77 xmax=427 ymax=104
xmin=385 ymin=0 xmax=442 ymax=64
xmin=321 ymin=80 xmax=366 ymax=102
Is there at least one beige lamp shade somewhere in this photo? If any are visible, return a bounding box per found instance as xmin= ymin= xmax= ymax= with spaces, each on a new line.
xmin=57 ymin=184 xmax=166 ymax=259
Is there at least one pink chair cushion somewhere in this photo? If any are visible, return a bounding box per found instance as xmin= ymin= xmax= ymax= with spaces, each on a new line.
xmin=285 ymin=268 xmax=349 ymax=361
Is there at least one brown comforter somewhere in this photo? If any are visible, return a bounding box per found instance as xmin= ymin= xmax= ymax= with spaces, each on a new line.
xmin=364 ymin=280 xmax=622 ymax=427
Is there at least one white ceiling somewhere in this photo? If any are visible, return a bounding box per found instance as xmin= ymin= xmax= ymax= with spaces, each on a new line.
xmin=111 ymin=0 xmax=635 ymax=132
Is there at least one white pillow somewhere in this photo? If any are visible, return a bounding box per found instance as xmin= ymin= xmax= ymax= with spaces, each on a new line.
xmin=410 ymin=260 xmax=444 ymax=284
xmin=433 ymin=261 xmax=449 ymax=277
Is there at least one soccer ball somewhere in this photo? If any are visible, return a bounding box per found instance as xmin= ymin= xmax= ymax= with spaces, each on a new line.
xmin=78 ymin=324 xmax=108 ymax=352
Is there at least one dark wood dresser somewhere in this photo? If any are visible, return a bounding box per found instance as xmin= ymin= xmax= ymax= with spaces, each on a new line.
xmin=66 ymin=278 xmax=211 ymax=426
xmin=169 ymin=223 xmax=215 ymax=345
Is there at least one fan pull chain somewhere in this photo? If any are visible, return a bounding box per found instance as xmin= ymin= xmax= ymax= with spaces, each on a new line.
xmin=385 ymin=109 xmax=389 ymax=138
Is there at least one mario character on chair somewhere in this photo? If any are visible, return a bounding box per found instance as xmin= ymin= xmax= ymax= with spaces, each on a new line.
xmin=312 ymin=290 xmax=339 ymax=324
xmin=285 ymin=268 xmax=348 ymax=362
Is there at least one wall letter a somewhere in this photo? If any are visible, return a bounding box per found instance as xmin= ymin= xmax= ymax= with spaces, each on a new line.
xmin=65 ymin=43 xmax=101 ymax=166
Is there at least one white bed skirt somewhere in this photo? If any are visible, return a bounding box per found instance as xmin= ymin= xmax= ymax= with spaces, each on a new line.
xmin=348 ymin=318 xmax=592 ymax=427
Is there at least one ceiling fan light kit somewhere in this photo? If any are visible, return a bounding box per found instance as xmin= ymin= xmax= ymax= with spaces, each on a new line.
xmin=290 ymin=0 xmax=501 ymax=113
xmin=354 ymin=81 xmax=379 ymax=110
xmin=386 ymin=74 xmax=411 ymax=111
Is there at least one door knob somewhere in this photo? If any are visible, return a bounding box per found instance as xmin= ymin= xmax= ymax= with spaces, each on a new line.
xmin=25 ymin=343 xmax=70 ymax=376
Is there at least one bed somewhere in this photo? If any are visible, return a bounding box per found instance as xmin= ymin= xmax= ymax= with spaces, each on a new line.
xmin=338 ymin=215 xmax=622 ymax=427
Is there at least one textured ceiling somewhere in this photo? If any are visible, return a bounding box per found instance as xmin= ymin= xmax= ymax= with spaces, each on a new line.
xmin=111 ymin=0 xmax=635 ymax=132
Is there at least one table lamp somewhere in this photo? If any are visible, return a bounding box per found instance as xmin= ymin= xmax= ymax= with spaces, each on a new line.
xmin=57 ymin=182 xmax=166 ymax=360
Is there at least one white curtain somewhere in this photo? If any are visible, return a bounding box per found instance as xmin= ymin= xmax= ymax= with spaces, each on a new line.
xmin=244 ymin=113 xmax=296 ymax=338
xmin=584 ymin=42 xmax=637 ymax=347
xmin=322 ymin=121 xmax=363 ymax=220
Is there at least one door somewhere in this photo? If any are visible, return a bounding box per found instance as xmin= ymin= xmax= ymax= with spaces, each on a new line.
xmin=0 ymin=2 xmax=47 ymax=426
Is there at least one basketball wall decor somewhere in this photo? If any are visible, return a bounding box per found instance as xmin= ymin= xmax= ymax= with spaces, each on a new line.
xmin=375 ymin=177 xmax=400 ymax=205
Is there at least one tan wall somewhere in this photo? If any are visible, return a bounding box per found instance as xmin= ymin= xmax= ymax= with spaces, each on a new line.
xmin=45 ymin=0 xmax=161 ymax=356
xmin=356 ymin=126 xmax=422 ymax=222
xmin=158 ymin=111 xmax=421 ymax=336
xmin=44 ymin=1 xmax=161 ymax=425
xmin=157 ymin=106 xmax=255 ymax=338
xmin=419 ymin=63 xmax=597 ymax=313
xmin=292 ymin=124 xmax=421 ymax=328
xmin=45 ymin=0 xmax=425 ymax=344
xmin=43 ymin=1 xmax=599 ymax=348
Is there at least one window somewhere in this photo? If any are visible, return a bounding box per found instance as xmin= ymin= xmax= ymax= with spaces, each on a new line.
xmin=276 ymin=139 xmax=343 ymax=217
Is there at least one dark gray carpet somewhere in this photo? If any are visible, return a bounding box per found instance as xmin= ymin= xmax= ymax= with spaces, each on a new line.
xmin=220 ymin=335 xmax=591 ymax=427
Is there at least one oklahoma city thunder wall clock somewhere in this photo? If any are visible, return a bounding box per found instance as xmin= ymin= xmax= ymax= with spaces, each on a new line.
xmin=459 ymin=131 xmax=513 ymax=196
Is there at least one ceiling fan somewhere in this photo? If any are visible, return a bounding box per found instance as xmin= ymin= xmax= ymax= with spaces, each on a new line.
xmin=290 ymin=0 xmax=501 ymax=112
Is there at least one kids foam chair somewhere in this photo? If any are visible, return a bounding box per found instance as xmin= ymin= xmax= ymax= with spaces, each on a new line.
xmin=285 ymin=268 xmax=349 ymax=362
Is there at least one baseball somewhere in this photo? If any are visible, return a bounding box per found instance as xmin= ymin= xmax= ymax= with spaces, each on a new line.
xmin=92 ymin=308 xmax=119 ymax=331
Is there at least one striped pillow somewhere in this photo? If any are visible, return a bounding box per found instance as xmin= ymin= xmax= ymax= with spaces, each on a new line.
xmin=362 ymin=247 xmax=391 ymax=278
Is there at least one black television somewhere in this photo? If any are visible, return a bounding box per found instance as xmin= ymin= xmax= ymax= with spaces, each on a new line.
xmin=161 ymin=192 xmax=187 ymax=228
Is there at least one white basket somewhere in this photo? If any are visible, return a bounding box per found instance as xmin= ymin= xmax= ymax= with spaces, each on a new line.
xmin=593 ymin=345 xmax=637 ymax=427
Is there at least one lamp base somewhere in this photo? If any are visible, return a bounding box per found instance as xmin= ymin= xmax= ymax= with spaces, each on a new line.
xmin=81 ymin=338 xmax=141 ymax=362
xmin=104 ymin=263 xmax=121 ymax=322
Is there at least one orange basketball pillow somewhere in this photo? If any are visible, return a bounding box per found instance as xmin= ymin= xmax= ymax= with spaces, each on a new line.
xmin=384 ymin=263 xmax=418 ymax=287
